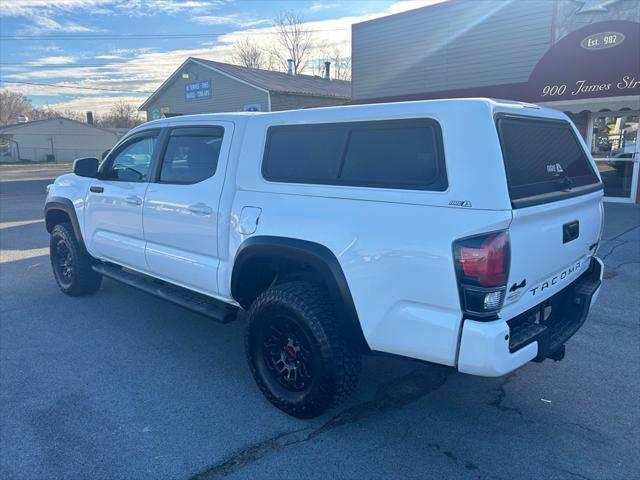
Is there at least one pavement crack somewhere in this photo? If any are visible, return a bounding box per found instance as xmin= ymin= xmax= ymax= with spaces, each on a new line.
xmin=308 ymin=365 xmax=452 ymax=440
xmin=190 ymin=365 xmax=452 ymax=479
xmin=559 ymin=422 xmax=606 ymax=444
xmin=600 ymin=239 xmax=627 ymax=262
xmin=613 ymin=260 xmax=640 ymax=270
xmin=427 ymin=443 xmax=481 ymax=478
xmin=486 ymin=374 xmax=528 ymax=420
xmin=603 ymin=224 xmax=640 ymax=243
xmin=551 ymin=467 xmax=595 ymax=480
xmin=560 ymin=421 xmax=598 ymax=434
xmin=189 ymin=427 xmax=310 ymax=480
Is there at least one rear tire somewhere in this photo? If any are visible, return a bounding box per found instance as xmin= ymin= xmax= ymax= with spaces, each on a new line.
xmin=50 ymin=222 xmax=102 ymax=296
xmin=245 ymin=281 xmax=361 ymax=418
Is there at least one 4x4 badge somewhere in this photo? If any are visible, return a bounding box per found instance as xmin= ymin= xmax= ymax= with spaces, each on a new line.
xmin=509 ymin=279 xmax=527 ymax=292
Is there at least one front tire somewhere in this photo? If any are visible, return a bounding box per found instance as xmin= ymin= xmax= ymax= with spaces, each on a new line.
xmin=50 ymin=222 xmax=102 ymax=296
xmin=245 ymin=281 xmax=361 ymax=418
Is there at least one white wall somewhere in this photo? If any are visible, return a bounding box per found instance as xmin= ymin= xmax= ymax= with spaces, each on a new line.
xmin=0 ymin=118 xmax=119 ymax=162
xmin=352 ymin=0 xmax=553 ymax=100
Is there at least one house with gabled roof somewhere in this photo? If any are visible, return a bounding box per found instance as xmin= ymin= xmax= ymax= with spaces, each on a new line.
xmin=139 ymin=57 xmax=351 ymax=119
xmin=0 ymin=118 xmax=120 ymax=163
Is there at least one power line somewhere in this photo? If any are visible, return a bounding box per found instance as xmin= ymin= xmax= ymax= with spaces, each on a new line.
xmin=0 ymin=63 xmax=128 ymax=68
xmin=0 ymin=80 xmax=153 ymax=94
xmin=0 ymin=63 xmax=121 ymax=68
xmin=0 ymin=28 xmax=350 ymax=41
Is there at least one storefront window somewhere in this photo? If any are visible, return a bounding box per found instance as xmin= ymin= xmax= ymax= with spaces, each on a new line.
xmin=590 ymin=113 xmax=638 ymax=200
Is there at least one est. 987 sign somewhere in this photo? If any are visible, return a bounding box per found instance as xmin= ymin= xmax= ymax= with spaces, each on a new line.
xmin=185 ymin=80 xmax=211 ymax=101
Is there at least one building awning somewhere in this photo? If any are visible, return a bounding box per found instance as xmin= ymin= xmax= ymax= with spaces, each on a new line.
xmin=353 ymin=20 xmax=640 ymax=111
xmin=539 ymin=95 xmax=640 ymax=114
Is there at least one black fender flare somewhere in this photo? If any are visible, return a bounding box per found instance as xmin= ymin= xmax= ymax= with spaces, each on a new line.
xmin=44 ymin=196 xmax=87 ymax=252
xmin=231 ymin=236 xmax=370 ymax=353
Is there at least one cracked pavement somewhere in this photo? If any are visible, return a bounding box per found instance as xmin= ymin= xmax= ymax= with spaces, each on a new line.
xmin=1 ymin=166 xmax=639 ymax=480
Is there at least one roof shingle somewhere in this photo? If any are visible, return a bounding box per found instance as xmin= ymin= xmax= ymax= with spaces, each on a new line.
xmin=192 ymin=58 xmax=351 ymax=98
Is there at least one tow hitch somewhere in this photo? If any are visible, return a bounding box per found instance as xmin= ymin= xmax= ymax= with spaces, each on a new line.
xmin=508 ymin=258 xmax=601 ymax=363
xmin=549 ymin=344 xmax=566 ymax=362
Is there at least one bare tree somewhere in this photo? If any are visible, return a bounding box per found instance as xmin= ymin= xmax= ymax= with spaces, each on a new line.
xmin=232 ymin=38 xmax=265 ymax=69
xmin=0 ymin=90 xmax=32 ymax=125
xmin=263 ymin=50 xmax=281 ymax=72
xmin=310 ymin=43 xmax=352 ymax=80
xmin=328 ymin=46 xmax=351 ymax=81
xmin=99 ymin=101 xmax=142 ymax=129
xmin=272 ymin=11 xmax=314 ymax=74
xmin=26 ymin=105 xmax=60 ymax=121
xmin=27 ymin=105 xmax=85 ymax=123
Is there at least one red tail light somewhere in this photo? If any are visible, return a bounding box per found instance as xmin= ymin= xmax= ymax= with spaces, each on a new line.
xmin=459 ymin=233 xmax=508 ymax=287
xmin=454 ymin=231 xmax=510 ymax=317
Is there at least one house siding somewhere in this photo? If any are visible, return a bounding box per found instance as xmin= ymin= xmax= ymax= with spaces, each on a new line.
xmin=0 ymin=119 xmax=119 ymax=163
xmin=270 ymin=93 xmax=348 ymax=111
xmin=145 ymin=63 xmax=270 ymax=117
xmin=352 ymin=0 xmax=554 ymax=100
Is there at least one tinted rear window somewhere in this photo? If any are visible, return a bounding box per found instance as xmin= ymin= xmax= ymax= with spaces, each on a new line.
xmin=263 ymin=125 xmax=345 ymax=183
xmin=497 ymin=116 xmax=601 ymax=207
xmin=262 ymin=119 xmax=447 ymax=191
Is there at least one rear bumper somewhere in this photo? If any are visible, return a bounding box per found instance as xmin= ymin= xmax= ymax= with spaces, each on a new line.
xmin=457 ymin=256 xmax=603 ymax=377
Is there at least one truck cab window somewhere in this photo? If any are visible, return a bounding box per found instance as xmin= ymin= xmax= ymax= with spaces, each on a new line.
xmin=104 ymin=136 xmax=157 ymax=182
xmin=159 ymin=127 xmax=224 ymax=184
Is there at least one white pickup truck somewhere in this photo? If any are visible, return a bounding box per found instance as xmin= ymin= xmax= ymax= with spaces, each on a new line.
xmin=45 ymin=98 xmax=604 ymax=418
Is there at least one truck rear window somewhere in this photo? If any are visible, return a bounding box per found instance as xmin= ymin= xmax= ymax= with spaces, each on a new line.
xmin=496 ymin=115 xmax=601 ymax=208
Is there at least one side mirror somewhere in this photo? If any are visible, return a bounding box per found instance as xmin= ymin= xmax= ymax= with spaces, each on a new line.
xmin=73 ymin=157 xmax=99 ymax=178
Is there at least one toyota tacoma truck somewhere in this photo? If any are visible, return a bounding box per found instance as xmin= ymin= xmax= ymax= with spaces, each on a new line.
xmin=45 ymin=98 xmax=604 ymax=418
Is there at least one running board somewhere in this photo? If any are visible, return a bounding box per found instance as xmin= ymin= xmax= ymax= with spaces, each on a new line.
xmin=92 ymin=263 xmax=238 ymax=323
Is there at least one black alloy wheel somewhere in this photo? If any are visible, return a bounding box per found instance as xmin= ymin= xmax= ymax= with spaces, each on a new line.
xmin=54 ymin=238 xmax=74 ymax=288
xmin=260 ymin=314 xmax=316 ymax=393
xmin=49 ymin=222 xmax=102 ymax=296
xmin=245 ymin=281 xmax=361 ymax=418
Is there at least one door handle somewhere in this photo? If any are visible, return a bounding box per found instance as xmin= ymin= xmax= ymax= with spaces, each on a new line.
xmin=187 ymin=203 xmax=213 ymax=215
xmin=563 ymin=220 xmax=579 ymax=243
xmin=90 ymin=185 xmax=104 ymax=193
xmin=124 ymin=195 xmax=142 ymax=206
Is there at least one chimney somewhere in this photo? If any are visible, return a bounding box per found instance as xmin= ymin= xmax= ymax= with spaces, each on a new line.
xmin=86 ymin=111 xmax=94 ymax=125
xmin=324 ymin=61 xmax=331 ymax=80
xmin=287 ymin=59 xmax=294 ymax=76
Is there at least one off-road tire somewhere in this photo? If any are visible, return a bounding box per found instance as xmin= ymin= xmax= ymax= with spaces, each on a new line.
xmin=245 ymin=281 xmax=361 ymax=418
xmin=50 ymin=222 xmax=102 ymax=296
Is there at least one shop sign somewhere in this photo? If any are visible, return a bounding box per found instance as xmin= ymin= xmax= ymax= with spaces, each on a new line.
xmin=527 ymin=20 xmax=640 ymax=102
xmin=540 ymin=76 xmax=640 ymax=98
xmin=185 ymin=80 xmax=211 ymax=101
xmin=581 ymin=31 xmax=625 ymax=50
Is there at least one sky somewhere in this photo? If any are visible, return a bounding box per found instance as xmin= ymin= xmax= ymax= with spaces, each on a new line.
xmin=0 ymin=0 xmax=444 ymax=114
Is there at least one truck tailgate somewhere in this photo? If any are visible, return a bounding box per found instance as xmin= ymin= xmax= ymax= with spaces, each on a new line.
xmin=495 ymin=113 xmax=604 ymax=317
xmin=503 ymin=191 xmax=603 ymax=315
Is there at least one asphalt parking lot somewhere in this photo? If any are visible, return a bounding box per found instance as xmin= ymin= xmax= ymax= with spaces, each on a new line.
xmin=1 ymin=163 xmax=639 ymax=480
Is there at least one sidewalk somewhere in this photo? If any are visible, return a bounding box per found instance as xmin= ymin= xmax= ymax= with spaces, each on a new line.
xmin=602 ymin=203 xmax=640 ymax=241
xmin=0 ymin=163 xmax=73 ymax=182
